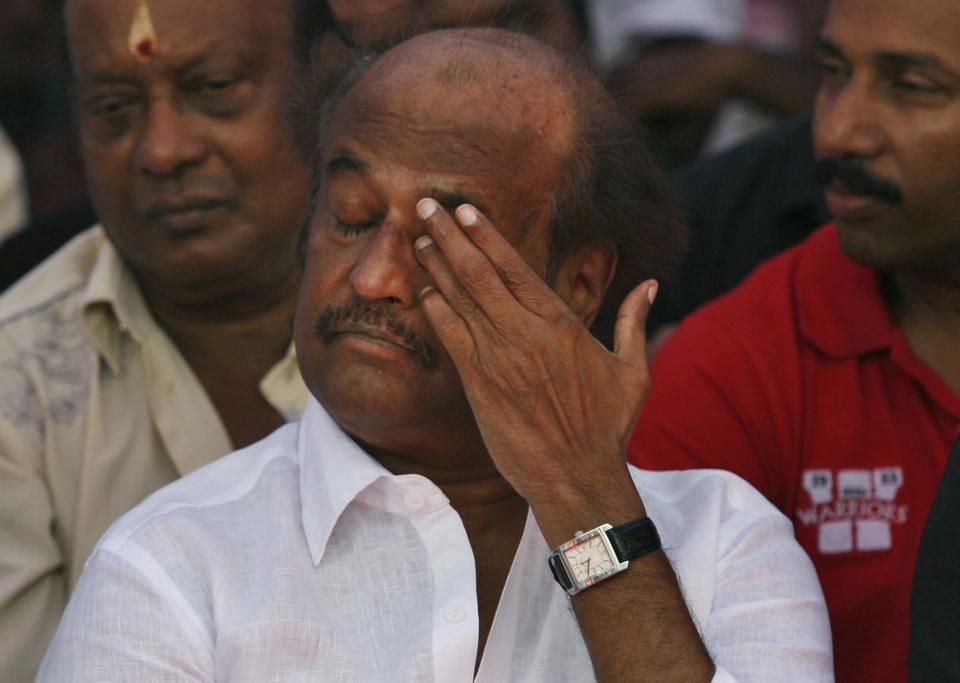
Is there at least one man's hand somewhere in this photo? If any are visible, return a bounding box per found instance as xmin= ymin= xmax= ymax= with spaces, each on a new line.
xmin=412 ymin=198 xmax=714 ymax=682
xmin=412 ymin=198 xmax=655 ymax=539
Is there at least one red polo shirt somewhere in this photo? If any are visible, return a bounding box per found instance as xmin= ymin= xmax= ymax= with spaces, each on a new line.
xmin=629 ymin=223 xmax=960 ymax=682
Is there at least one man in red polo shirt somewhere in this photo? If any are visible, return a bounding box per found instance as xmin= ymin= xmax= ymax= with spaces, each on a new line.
xmin=628 ymin=0 xmax=960 ymax=680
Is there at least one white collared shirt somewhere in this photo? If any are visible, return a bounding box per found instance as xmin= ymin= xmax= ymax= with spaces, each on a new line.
xmin=39 ymin=398 xmax=833 ymax=682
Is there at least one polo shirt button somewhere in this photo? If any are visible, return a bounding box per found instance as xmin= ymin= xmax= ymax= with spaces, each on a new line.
xmin=403 ymin=491 xmax=424 ymax=512
xmin=444 ymin=605 xmax=467 ymax=624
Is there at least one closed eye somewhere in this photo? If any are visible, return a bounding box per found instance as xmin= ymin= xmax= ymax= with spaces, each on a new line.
xmin=891 ymin=76 xmax=943 ymax=94
xmin=335 ymin=218 xmax=378 ymax=235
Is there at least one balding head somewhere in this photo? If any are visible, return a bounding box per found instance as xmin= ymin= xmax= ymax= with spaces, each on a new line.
xmin=297 ymin=28 xmax=684 ymax=346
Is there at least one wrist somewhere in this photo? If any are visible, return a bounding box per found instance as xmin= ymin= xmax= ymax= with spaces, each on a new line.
xmin=549 ymin=517 xmax=662 ymax=595
xmin=526 ymin=470 xmax=646 ymax=549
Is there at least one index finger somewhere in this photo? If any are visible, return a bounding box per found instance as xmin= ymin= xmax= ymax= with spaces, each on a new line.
xmin=450 ymin=203 xmax=565 ymax=317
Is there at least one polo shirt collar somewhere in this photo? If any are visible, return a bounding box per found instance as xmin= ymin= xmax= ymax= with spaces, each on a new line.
xmin=79 ymin=232 xmax=152 ymax=375
xmin=796 ymin=223 xmax=896 ymax=359
xmin=298 ymin=397 xmax=392 ymax=566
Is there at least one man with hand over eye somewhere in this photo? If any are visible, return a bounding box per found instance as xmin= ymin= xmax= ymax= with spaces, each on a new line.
xmin=40 ymin=28 xmax=832 ymax=682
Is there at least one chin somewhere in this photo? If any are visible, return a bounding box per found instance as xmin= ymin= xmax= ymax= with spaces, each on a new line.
xmin=835 ymin=219 xmax=905 ymax=271
xmin=310 ymin=363 xmax=473 ymax=438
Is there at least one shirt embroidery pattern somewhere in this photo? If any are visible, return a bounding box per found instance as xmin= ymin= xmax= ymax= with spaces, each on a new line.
xmin=1 ymin=304 xmax=92 ymax=428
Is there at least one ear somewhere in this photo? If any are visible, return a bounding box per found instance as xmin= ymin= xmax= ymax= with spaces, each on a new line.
xmin=551 ymin=242 xmax=618 ymax=327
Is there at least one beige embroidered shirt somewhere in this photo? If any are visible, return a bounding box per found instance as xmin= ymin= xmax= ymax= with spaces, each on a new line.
xmin=0 ymin=226 xmax=307 ymax=682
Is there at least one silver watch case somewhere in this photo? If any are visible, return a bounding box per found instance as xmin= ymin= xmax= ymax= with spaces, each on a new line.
xmin=551 ymin=524 xmax=629 ymax=595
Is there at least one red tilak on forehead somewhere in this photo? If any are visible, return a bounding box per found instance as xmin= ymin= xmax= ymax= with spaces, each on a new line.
xmin=136 ymin=39 xmax=155 ymax=58
xmin=128 ymin=0 xmax=157 ymax=61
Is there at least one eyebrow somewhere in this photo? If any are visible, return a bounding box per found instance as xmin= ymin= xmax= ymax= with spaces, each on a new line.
xmin=876 ymin=51 xmax=959 ymax=78
xmin=325 ymin=154 xmax=368 ymax=178
xmin=325 ymin=153 xmax=493 ymax=216
xmin=82 ymin=46 xmax=255 ymax=87
xmin=426 ymin=189 xmax=492 ymax=218
xmin=816 ymin=37 xmax=960 ymax=78
xmin=815 ymin=37 xmax=844 ymax=59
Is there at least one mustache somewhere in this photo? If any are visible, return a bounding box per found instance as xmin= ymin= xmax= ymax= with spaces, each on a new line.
xmin=814 ymin=158 xmax=904 ymax=204
xmin=313 ymin=298 xmax=439 ymax=371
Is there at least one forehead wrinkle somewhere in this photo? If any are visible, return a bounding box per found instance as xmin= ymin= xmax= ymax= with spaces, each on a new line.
xmin=329 ymin=104 xmax=551 ymax=179
xmin=68 ymin=0 xmax=287 ymax=74
xmin=74 ymin=40 xmax=261 ymax=91
xmin=318 ymin=30 xmax=577 ymax=246
xmin=127 ymin=0 xmax=156 ymax=59
xmin=322 ymin=123 xmax=557 ymax=240
xmin=822 ymin=0 xmax=960 ymax=69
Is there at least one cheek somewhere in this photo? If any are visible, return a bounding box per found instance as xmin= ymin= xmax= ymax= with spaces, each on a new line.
xmin=81 ymin=146 xmax=140 ymax=230
xmin=81 ymin=139 xmax=130 ymax=194
xmin=921 ymin=134 xmax=960 ymax=189
xmin=893 ymin=109 xmax=960 ymax=186
xmin=295 ymin=234 xmax=357 ymax=321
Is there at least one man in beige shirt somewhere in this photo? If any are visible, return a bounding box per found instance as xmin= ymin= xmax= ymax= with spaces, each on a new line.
xmin=0 ymin=0 xmax=311 ymax=679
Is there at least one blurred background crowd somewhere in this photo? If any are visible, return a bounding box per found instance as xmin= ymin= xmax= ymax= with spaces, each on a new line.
xmin=0 ymin=0 xmax=827 ymax=298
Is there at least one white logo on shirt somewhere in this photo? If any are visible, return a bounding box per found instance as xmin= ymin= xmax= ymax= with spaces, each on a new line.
xmin=796 ymin=467 xmax=908 ymax=554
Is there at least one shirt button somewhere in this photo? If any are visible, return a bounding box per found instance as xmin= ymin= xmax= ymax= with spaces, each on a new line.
xmin=444 ymin=605 xmax=467 ymax=624
xmin=403 ymin=491 xmax=424 ymax=512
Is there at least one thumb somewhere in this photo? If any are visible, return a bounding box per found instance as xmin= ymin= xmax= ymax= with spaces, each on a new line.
xmin=613 ymin=279 xmax=658 ymax=366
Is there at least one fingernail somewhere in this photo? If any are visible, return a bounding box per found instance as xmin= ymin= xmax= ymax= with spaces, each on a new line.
xmin=648 ymin=282 xmax=659 ymax=305
xmin=417 ymin=198 xmax=437 ymax=220
xmin=419 ymin=285 xmax=436 ymax=299
xmin=456 ymin=204 xmax=478 ymax=226
xmin=414 ymin=235 xmax=434 ymax=250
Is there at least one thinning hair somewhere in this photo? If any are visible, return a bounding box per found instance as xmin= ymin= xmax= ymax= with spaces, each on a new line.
xmin=292 ymin=28 xmax=686 ymax=348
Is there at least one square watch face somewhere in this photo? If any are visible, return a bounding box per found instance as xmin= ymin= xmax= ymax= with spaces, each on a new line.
xmin=561 ymin=530 xmax=617 ymax=586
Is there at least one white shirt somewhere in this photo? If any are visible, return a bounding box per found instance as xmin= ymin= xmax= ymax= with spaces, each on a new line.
xmin=39 ymin=398 xmax=833 ymax=682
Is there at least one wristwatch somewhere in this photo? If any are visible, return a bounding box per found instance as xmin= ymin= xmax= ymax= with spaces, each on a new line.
xmin=548 ymin=517 xmax=661 ymax=595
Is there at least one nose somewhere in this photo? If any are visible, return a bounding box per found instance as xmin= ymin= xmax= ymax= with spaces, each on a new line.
xmin=814 ymin=76 xmax=886 ymax=162
xmin=134 ymin=98 xmax=208 ymax=178
xmin=349 ymin=220 xmax=424 ymax=307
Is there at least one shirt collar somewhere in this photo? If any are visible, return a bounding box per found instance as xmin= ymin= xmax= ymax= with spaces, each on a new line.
xmin=79 ymin=231 xmax=153 ymax=374
xmin=298 ymin=397 xmax=393 ymax=566
xmin=796 ymin=222 xmax=896 ymax=359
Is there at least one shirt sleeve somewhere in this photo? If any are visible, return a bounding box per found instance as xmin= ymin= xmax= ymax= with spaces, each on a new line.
xmin=0 ymin=390 xmax=66 ymax=683
xmin=629 ymin=311 xmax=795 ymax=509
xmin=638 ymin=468 xmax=833 ymax=681
xmin=37 ymin=546 xmax=215 ymax=682
xmin=707 ymin=504 xmax=834 ymax=680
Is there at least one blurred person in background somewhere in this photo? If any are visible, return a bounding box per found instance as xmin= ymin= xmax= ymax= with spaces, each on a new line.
xmin=0 ymin=0 xmax=94 ymax=290
xmin=0 ymin=0 xmax=91 ymax=245
xmin=590 ymin=0 xmax=827 ymax=168
xmin=0 ymin=123 xmax=29 ymax=245
xmin=630 ymin=0 xmax=960 ymax=679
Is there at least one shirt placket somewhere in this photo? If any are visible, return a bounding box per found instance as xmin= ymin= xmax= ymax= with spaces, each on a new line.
xmin=401 ymin=478 xmax=479 ymax=682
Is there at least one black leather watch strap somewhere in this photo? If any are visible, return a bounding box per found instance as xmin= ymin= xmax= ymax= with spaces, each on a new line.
xmin=608 ymin=517 xmax=661 ymax=563
xmin=548 ymin=554 xmax=574 ymax=591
